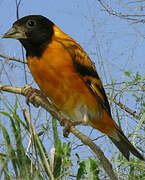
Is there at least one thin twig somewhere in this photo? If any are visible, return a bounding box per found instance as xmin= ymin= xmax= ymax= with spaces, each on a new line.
xmin=23 ymin=109 xmax=55 ymax=180
xmin=0 ymin=54 xmax=26 ymax=64
xmin=15 ymin=0 xmax=28 ymax=84
xmin=0 ymin=84 xmax=118 ymax=180
xmin=108 ymin=95 xmax=141 ymax=120
xmin=97 ymin=0 xmax=145 ymax=22
xmin=15 ymin=0 xmax=22 ymax=20
xmin=73 ymin=135 xmax=105 ymax=150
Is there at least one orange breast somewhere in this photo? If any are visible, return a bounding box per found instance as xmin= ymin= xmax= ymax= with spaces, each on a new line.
xmin=27 ymin=39 xmax=101 ymax=121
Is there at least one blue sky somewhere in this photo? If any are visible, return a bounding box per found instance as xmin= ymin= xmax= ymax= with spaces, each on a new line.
xmin=0 ymin=0 xmax=145 ymax=167
xmin=1 ymin=0 xmax=145 ymax=74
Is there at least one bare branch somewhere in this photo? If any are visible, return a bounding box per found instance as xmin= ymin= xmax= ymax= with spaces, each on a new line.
xmin=0 ymin=84 xmax=118 ymax=180
xmin=15 ymin=0 xmax=28 ymax=83
xmin=108 ymin=95 xmax=141 ymax=120
xmin=0 ymin=53 xmax=141 ymax=121
xmin=0 ymin=54 xmax=26 ymax=64
xmin=97 ymin=0 xmax=145 ymax=22
xmin=15 ymin=0 xmax=22 ymax=20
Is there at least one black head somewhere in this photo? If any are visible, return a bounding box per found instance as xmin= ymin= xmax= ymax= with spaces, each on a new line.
xmin=3 ymin=15 xmax=54 ymax=58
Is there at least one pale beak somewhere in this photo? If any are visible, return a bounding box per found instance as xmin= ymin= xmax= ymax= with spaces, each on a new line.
xmin=2 ymin=26 xmax=27 ymax=40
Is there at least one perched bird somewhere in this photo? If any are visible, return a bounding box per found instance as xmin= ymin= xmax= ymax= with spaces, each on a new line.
xmin=3 ymin=15 xmax=144 ymax=161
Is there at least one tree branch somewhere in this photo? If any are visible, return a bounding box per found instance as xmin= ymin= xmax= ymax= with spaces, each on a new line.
xmin=0 ymin=54 xmax=26 ymax=64
xmin=0 ymin=54 xmax=142 ymax=122
xmin=108 ymin=95 xmax=141 ymax=120
xmin=0 ymin=84 xmax=118 ymax=180
xmin=97 ymin=0 xmax=145 ymax=22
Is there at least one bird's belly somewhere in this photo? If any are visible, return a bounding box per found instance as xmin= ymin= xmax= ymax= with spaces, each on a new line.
xmin=27 ymin=54 xmax=102 ymax=124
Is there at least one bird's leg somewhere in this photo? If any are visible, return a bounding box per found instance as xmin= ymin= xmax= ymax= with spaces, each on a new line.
xmin=24 ymin=85 xmax=48 ymax=107
xmin=60 ymin=118 xmax=82 ymax=137
xmin=24 ymin=85 xmax=83 ymax=138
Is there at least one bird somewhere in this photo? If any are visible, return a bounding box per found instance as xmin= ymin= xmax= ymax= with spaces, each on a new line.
xmin=3 ymin=15 xmax=144 ymax=161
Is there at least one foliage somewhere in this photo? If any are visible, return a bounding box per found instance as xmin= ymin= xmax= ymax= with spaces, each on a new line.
xmin=0 ymin=99 xmax=103 ymax=179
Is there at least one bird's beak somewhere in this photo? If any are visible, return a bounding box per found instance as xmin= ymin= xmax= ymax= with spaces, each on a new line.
xmin=2 ymin=26 xmax=27 ymax=40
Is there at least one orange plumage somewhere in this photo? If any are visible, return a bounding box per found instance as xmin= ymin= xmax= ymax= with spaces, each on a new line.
xmin=3 ymin=15 xmax=144 ymax=161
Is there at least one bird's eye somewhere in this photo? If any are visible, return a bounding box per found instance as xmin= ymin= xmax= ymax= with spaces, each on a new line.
xmin=27 ymin=20 xmax=36 ymax=27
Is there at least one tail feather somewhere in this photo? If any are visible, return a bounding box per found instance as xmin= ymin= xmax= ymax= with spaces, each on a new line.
xmin=109 ymin=128 xmax=145 ymax=161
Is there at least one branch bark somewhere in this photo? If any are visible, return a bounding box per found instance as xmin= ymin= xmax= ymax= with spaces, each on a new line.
xmin=0 ymin=84 xmax=118 ymax=180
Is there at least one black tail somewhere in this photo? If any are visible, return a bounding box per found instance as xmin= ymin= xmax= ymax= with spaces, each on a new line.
xmin=109 ymin=128 xmax=145 ymax=161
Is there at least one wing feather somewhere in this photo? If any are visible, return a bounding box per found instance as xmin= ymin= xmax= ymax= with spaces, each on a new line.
xmin=57 ymin=37 xmax=111 ymax=116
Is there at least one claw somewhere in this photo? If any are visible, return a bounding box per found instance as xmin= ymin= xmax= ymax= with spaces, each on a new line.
xmin=60 ymin=119 xmax=81 ymax=137
xmin=23 ymin=85 xmax=47 ymax=108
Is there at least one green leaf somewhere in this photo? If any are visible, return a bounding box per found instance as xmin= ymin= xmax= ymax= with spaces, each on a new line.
xmin=33 ymin=131 xmax=52 ymax=178
xmin=0 ymin=110 xmax=30 ymax=175
xmin=85 ymin=160 xmax=92 ymax=179
xmin=124 ymin=71 xmax=131 ymax=77
xmin=89 ymin=158 xmax=100 ymax=180
xmin=14 ymin=97 xmax=18 ymax=114
xmin=77 ymin=161 xmax=86 ymax=180
xmin=62 ymin=142 xmax=71 ymax=157
xmin=0 ymin=121 xmax=18 ymax=176
xmin=52 ymin=117 xmax=58 ymax=148
xmin=140 ymin=74 xmax=145 ymax=83
xmin=131 ymin=112 xmax=145 ymax=143
xmin=53 ymin=140 xmax=62 ymax=178
xmin=0 ymin=156 xmax=11 ymax=180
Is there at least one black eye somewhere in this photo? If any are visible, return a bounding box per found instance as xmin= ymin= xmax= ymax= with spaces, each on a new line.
xmin=27 ymin=20 xmax=36 ymax=27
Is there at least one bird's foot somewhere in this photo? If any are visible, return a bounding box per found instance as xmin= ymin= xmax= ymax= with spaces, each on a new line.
xmin=60 ymin=118 xmax=81 ymax=137
xmin=24 ymin=85 xmax=48 ymax=107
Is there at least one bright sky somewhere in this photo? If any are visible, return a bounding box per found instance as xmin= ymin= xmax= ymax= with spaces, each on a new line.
xmin=1 ymin=0 xmax=145 ymax=78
